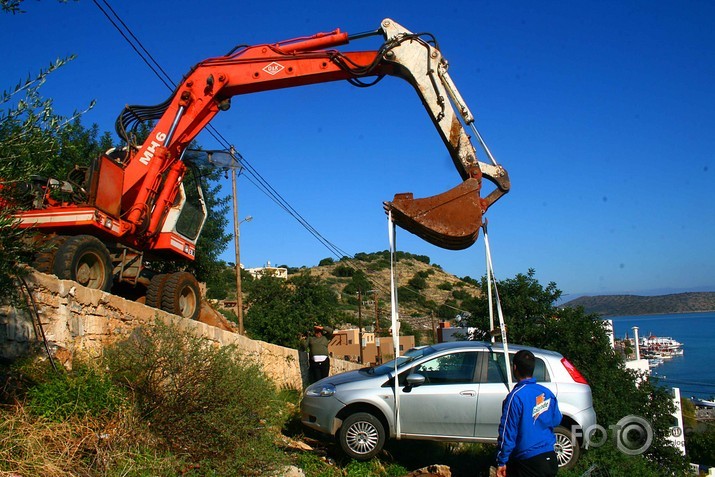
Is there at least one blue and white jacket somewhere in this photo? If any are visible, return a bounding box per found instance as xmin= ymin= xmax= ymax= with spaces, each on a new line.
xmin=496 ymin=378 xmax=562 ymax=466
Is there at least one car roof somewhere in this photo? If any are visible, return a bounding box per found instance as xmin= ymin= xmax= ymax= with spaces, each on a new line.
xmin=422 ymin=340 xmax=563 ymax=358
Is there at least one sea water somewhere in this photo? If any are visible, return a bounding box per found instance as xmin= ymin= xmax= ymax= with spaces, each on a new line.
xmin=607 ymin=311 xmax=715 ymax=400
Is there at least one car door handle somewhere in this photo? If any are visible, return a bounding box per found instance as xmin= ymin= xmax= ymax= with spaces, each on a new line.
xmin=460 ymin=390 xmax=476 ymax=397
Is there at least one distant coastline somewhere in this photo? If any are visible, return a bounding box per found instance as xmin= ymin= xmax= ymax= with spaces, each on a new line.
xmin=561 ymin=292 xmax=715 ymax=317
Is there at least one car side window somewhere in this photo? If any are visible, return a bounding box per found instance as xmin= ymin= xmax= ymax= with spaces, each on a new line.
xmin=487 ymin=352 xmax=551 ymax=383
xmin=409 ymin=351 xmax=478 ymax=385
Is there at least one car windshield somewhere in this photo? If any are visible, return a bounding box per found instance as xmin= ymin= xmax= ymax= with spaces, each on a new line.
xmin=368 ymin=346 xmax=436 ymax=376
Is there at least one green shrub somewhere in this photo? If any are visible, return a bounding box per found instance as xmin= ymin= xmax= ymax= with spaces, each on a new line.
xmin=437 ymin=281 xmax=453 ymax=290
xmin=452 ymin=289 xmax=472 ymax=300
xmin=318 ymin=257 xmax=334 ymax=266
xmin=397 ymin=286 xmax=425 ymax=305
xmin=332 ymin=264 xmax=354 ymax=277
xmin=407 ymin=275 xmax=427 ymax=290
xmin=461 ymin=275 xmax=481 ymax=287
xmin=436 ymin=301 xmax=458 ymax=319
xmin=685 ymin=425 xmax=715 ymax=467
xmin=104 ymin=320 xmax=286 ymax=475
xmin=26 ymin=363 xmax=124 ymax=421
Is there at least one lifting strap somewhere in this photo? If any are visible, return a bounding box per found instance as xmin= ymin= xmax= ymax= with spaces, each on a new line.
xmin=482 ymin=221 xmax=513 ymax=390
xmin=388 ymin=210 xmax=402 ymax=438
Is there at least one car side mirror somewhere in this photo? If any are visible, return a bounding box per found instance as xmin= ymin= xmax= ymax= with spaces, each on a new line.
xmin=405 ymin=373 xmax=426 ymax=388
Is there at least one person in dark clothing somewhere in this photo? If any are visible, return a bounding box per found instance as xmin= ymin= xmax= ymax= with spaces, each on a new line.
xmin=305 ymin=325 xmax=333 ymax=384
xmin=497 ymin=350 xmax=562 ymax=477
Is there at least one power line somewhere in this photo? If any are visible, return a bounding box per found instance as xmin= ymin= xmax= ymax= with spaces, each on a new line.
xmin=92 ymin=0 xmax=174 ymax=91
xmin=95 ymin=0 xmax=175 ymax=89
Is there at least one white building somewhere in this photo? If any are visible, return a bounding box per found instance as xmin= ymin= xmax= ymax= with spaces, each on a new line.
xmin=246 ymin=261 xmax=288 ymax=280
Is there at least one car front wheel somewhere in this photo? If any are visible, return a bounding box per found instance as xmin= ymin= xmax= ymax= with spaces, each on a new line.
xmin=554 ymin=425 xmax=580 ymax=470
xmin=338 ymin=412 xmax=385 ymax=460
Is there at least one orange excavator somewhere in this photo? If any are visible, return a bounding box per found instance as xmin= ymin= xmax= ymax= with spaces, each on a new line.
xmin=9 ymin=18 xmax=510 ymax=320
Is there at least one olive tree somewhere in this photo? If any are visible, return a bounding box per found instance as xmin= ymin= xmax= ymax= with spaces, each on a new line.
xmin=0 ymin=58 xmax=92 ymax=302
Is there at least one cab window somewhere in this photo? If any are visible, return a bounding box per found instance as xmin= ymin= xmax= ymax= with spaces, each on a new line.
xmin=175 ymin=168 xmax=206 ymax=240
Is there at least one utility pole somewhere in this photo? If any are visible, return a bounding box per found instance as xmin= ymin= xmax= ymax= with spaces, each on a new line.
xmin=370 ymin=290 xmax=380 ymax=334
xmin=431 ymin=310 xmax=436 ymax=344
xmin=357 ymin=289 xmax=364 ymax=364
xmin=231 ymin=168 xmax=252 ymax=335
xmin=374 ymin=291 xmax=380 ymax=334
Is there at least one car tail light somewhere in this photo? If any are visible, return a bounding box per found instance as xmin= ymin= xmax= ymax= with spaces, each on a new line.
xmin=561 ymin=358 xmax=588 ymax=384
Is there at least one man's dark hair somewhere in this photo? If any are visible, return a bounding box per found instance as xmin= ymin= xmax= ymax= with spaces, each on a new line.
xmin=513 ymin=350 xmax=535 ymax=378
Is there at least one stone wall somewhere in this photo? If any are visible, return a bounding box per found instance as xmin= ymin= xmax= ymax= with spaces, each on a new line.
xmin=0 ymin=271 xmax=360 ymax=390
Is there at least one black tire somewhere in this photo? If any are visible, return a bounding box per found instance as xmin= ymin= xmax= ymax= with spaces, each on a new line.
xmin=554 ymin=425 xmax=580 ymax=470
xmin=338 ymin=412 xmax=386 ymax=460
xmin=31 ymin=235 xmax=69 ymax=274
xmin=161 ymin=272 xmax=200 ymax=320
xmin=146 ymin=273 xmax=169 ymax=309
xmin=52 ymin=235 xmax=113 ymax=291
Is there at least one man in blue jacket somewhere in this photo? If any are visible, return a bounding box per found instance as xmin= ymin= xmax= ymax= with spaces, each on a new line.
xmin=497 ymin=349 xmax=562 ymax=477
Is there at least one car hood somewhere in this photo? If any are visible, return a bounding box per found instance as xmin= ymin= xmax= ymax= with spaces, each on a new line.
xmin=322 ymin=368 xmax=390 ymax=387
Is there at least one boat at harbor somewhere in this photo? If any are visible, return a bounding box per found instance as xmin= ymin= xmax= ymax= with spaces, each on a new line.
xmin=617 ymin=332 xmax=684 ymax=368
xmin=639 ymin=334 xmax=684 ymax=367
xmin=691 ymin=397 xmax=715 ymax=408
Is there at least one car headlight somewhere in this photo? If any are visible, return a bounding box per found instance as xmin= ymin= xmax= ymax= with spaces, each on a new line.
xmin=305 ymin=383 xmax=336 ymax=397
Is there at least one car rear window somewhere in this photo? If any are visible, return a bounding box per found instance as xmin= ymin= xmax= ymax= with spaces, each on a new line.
xmin=485 ymin=352 xmax=551 ymax=383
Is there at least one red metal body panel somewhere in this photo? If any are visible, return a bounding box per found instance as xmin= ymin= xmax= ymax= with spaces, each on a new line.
xmin=17 ymin=207 xmax=123 ymax=238
xmin=153 ymin=232 xmax=196 ymax=260
xmin=93 ymin=155 xmax=124 ymax=217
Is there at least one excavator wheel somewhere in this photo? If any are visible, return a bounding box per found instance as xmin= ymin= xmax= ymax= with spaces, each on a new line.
xmin=31 ymin=235 xmax=70 ymax=274
xmin=52 ymin=235 xmax=113 ymax=292
xmin=161 ymin=272 xmax=200 ymax=321
xmin=145 ymin=273 xmax=169 ymax=309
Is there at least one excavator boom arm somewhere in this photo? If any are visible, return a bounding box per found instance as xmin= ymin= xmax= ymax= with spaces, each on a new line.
xmin=121 ymin=18 xmax=509 ymax=249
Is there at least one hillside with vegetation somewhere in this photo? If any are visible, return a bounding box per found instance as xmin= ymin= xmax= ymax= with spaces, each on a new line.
xmin=304 ymin=251 xmax=481 ymax=333
xmin=203 ymin=250 xmax=485 ymax=349
xmin=562 ymin=292 xmax=715 ymax=316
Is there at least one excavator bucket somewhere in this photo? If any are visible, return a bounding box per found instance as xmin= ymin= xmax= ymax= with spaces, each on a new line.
xmin=384 ymin=170 xmax=487 ymax=250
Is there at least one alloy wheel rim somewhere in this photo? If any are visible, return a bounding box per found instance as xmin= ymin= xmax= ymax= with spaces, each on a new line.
xmin=346 ymin=421 xmax=379 ymax=454
xmin=555 ymin=432 xmax=574 ymax=466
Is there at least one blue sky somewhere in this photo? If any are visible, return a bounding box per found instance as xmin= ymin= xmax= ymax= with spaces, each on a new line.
xmin=2 ymin=1 xmax=713 ymax=298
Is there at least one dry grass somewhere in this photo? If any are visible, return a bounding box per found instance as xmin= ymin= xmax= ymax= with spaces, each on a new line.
xmin=0 ymin=404 xmax=179 ymax=477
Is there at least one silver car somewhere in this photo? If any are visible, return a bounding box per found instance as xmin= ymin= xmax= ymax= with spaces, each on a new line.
xmin=301 ymin=341 xmax=596 ymax=470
